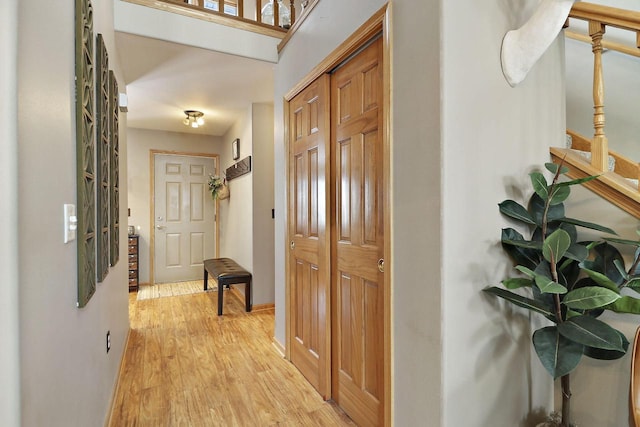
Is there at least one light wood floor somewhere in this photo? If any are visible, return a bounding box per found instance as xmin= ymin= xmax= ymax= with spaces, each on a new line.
xmin=109 ymin=288 xmax=356 ymax=426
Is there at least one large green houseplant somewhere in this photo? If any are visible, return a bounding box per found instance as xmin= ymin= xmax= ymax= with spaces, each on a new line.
xmin=484 ymin=163 xmax=640 ymax=427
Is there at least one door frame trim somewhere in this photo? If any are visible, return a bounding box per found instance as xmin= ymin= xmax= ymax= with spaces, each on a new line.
xmin=283 ymin=4 xmax=392 ymax=425
xmin=149 ymin=149 xmax=220 ymax=285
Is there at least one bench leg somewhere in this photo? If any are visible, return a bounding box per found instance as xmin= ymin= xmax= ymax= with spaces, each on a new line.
xmin=245 ymin=279 xmax=252 ymax=312
xmin=203 ymin=268 xmax=209 ymax=291
xmin=218 ymin=281 xmax=224 ymax=316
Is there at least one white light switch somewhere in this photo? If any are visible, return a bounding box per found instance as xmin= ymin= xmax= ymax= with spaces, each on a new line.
xmin=64 ymin=204 xmax=77 ymax=243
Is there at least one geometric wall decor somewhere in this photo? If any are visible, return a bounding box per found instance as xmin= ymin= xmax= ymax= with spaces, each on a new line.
xmin=96 ymin=33 xmax=110 ymax=283
xmin=109 ymin=70 xmax=120 ymax=267
xmin=75 ymin=0 xmax=96 ymax=307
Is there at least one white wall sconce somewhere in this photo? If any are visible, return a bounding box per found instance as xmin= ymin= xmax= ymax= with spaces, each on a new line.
xmin=501 ymin=0 xmax=578 ymax=87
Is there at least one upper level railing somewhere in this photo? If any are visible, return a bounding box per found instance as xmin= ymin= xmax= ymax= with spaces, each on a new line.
xmin=124 ymin=0 xmax=317 ymax=48
xmin=550 ymin=2 xmax=640 ymax=219
xmin=182 ymin=0 xmax=299 ymax=27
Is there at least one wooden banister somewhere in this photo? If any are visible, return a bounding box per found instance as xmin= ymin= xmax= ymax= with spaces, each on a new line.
xmin=570 ymin=2 xmax=640 ymax=32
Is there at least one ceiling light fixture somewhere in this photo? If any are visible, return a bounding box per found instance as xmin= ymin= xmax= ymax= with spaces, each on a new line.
xmin=183 ymin=110 xmax=205 ymax=128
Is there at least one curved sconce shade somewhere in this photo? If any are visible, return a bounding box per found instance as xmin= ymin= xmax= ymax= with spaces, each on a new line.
xmin=501 ymin=0 xmax=577 ymax=87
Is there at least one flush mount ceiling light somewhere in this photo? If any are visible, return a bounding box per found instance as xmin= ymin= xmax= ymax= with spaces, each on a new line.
xmin=183 ymin=110 xmax=205 ymax=128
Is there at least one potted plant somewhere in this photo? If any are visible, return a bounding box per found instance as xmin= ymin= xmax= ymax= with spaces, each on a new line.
xmin=484 ymin=162 xmax=640 ymax=427
xmin=208 ymin=174 xmax=229 ymax=200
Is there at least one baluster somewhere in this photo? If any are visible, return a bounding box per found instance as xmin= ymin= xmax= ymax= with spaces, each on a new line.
xmin=290 ymin=0 xmax=295 ymax=26
xmin=256 ymin=0 xmax=262 ymax=22
xmin=273 ymin=0 xmax=279 ymax=27
xmin=589 ymin=21 xmax=609 ymax=172
xmin=237 ymin=0 xmax=243 ymax=18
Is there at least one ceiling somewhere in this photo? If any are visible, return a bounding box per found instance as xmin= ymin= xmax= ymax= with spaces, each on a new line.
xmin=114 ymin=32 xmax=275 ymax=137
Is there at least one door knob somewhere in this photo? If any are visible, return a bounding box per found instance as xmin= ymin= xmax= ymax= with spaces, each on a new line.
xmin=377 ymin=258 xmax=384 ymax=273
xmin=156 ymin=225 xmax=166 ymax=230
xmin=290 ymin=241 xmax=295 ymax=249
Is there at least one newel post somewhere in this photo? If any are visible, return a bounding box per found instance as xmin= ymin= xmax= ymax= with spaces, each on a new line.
xmin=589 ymin=20 xmax=609 ymax=172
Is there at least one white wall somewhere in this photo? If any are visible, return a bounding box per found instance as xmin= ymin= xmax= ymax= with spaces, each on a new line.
xmin=0 ymin=0 xmax=20 ymax=425
xmin=441 ymin=0 xmax=566 ymax=424
xmin=217 ymin=103 xmax=275 ymax=306
xmin=219 ymin=106 xmax=254 ymax=287
xmin=17 ymin=0 xmax=129 ymax=425
xmin=126 ymin=127 xmax=223 ymax=284
xmin=252 ymin=103 xmax=276 ymax=305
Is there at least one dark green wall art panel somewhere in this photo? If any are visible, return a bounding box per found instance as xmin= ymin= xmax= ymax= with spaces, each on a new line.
xmin=96 ymin=33 xmax=109 ymax=283
xmin=75 ymin=0 xmax=96 ymax=307
xmin=110 ymin=70 xmax=120 ymax=267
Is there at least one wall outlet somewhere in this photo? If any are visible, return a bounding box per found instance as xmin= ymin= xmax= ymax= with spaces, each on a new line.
xmin=106 ymin=331 xmax=111 ymax=353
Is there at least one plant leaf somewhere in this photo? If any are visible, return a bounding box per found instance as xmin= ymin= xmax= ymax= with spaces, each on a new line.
xmin=556 ymin=175 xmax=600 ymax=187
xmin=516 ymin=265 xmax=536 ymax=278
xmin=613 ymin=259 xmax=630 ymax=281
xmin=584 ymin=329 xmax=630 ymax=360
xmin=560 ymin=217 xmax=617 ymax=235
xmin=483 ymin=287 xmax=554 ymax=317
xmin=533 ymin=326 xmax=583 ymax=379
xmin=549 ymin=185 xmax=571 ymax=205
xmin=545 ymin=162 xmax=569 ymax=175
xmin=501 ymin=228 xmax=540 ymax=269
xmin=528 ymin=193 xmax=565 ymax=225
xmin=626 ymin=278 xmax=640 ymax=292
xmin=605 ymin=296 xmax=640 ymax=314
xmin=502 ymin=239 xmax=543 ymax=250
xmin=502 ymin=278 xmax=533 ymax=290
xmin=580 ymin=267 xmax=620 ymax=293
xmin=534 ymin=274 xmax=567 ymax=294
xmin=591 ymin=242 xmax=626 ymax=285
xmin=562 ymin=286 xmax=621 ymax=310
xmin=499 ymin=200 xmax=537 ymax=225
xmin=531 ymin=262 xmax=567 ymax=294
xmin=530 ymin=172 xmax=549 ymax=200
xmin=565 ymin=243 xmax=588 ymax=263
xmin=543 ymin=229 xmax=571 ymax=263
xmin=557 ymin=315 xmax=624 ymax=351
xmin=603 ymin=237 xmax=640 ymax=247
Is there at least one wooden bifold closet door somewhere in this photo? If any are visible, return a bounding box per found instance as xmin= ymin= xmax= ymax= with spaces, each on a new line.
xmin=288 ymin=36 xmax=385 ymax=427
xmin=288 ymin=74 xmax=332 ymax=398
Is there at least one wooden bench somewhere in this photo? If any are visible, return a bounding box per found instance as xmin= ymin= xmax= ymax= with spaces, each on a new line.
xmin=203 ymin=258 xmax=252 ymax=315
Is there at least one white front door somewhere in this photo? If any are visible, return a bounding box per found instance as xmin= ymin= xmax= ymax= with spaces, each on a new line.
xmin=154 ymin=154 xmax=217 ymax=283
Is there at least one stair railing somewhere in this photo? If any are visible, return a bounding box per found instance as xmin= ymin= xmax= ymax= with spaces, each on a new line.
xmin=551 ymin=2 xmax=640 ymax=219
xmin=567 ymin=3 xmax=640 ymax=176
